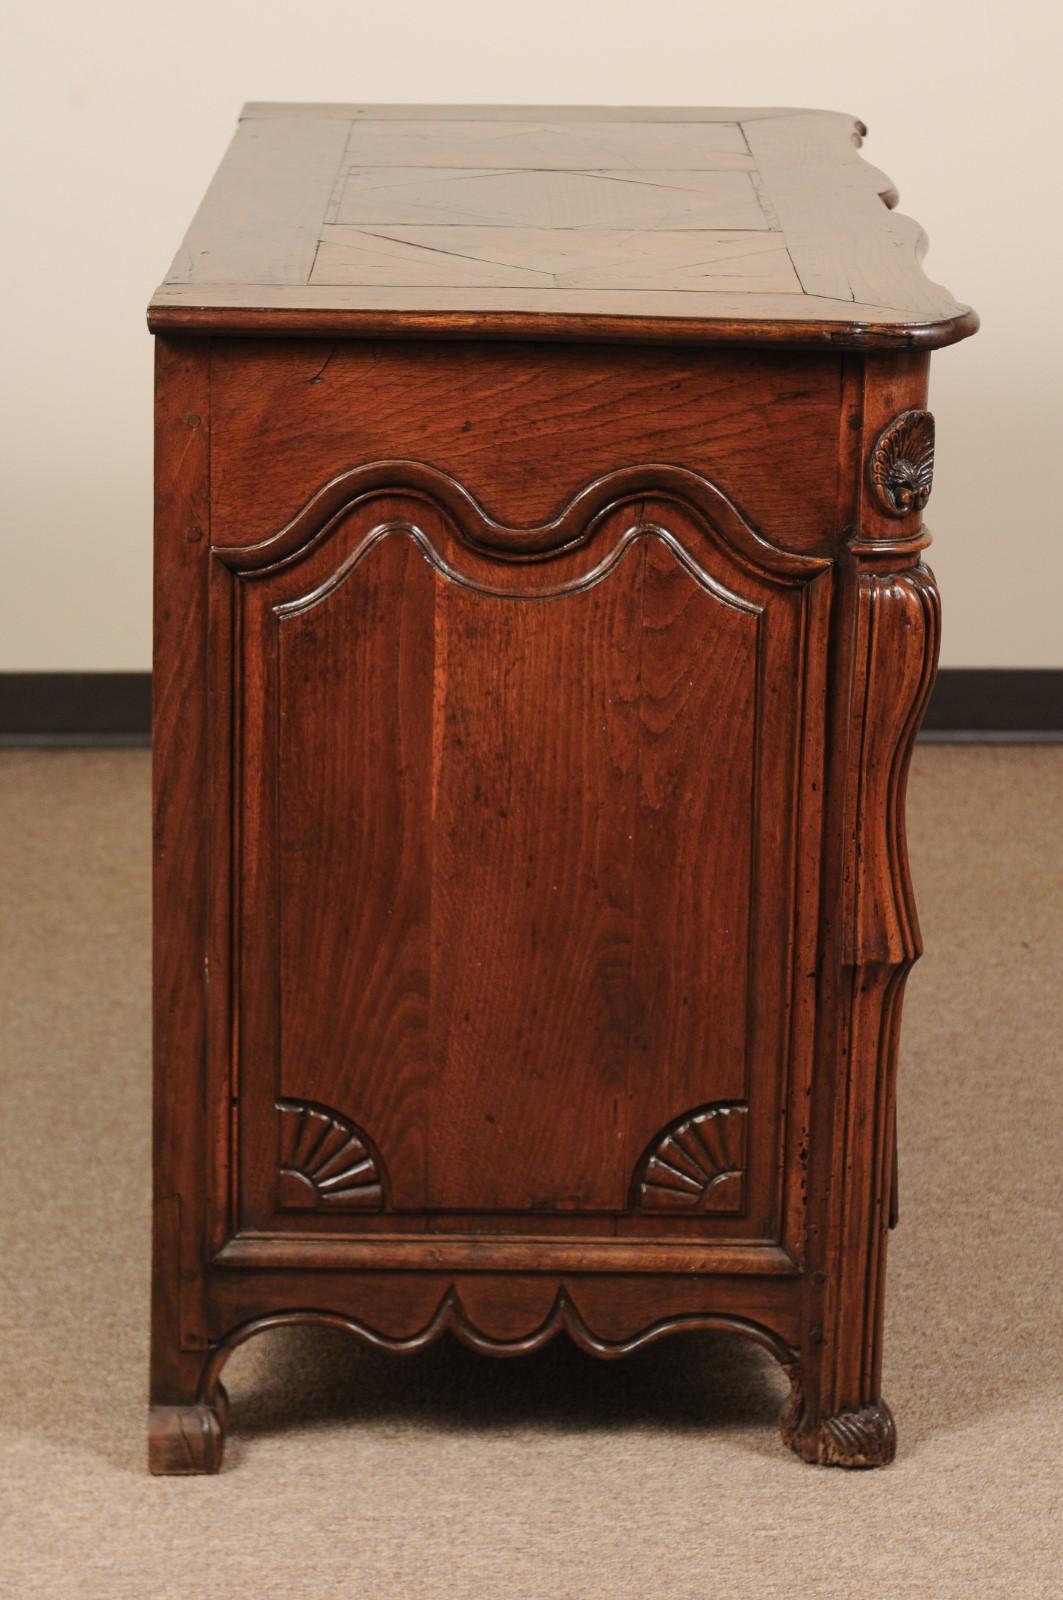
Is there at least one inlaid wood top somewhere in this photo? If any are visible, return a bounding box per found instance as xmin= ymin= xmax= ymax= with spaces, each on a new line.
xmin=149 ymin=104 xmax=976 ymax=348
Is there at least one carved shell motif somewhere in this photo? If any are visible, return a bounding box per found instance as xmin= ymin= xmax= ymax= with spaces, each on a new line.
xmin=277 ymin=1099 xmax=386 ymax=1209
xmin=869 ymin=409 xmax=935 ymax=517
xmin=632 ymin=1102 xmax=748 ymax=1214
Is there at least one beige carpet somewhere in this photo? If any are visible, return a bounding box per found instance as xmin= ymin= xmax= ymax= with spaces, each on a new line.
xmin=1 ymin=746 xmax=1060 ymax=1599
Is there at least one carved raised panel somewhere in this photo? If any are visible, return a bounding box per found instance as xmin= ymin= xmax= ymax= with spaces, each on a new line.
xmin=869 ymin=409 xmax=935 ymax=517
xmin=222 ymin=459 xmax=829 ymax=1229
xmin=632 ymin=1103 xmax=749 ymax=1214
xmin=277 ymin=1099 xmax=386 ymax=1210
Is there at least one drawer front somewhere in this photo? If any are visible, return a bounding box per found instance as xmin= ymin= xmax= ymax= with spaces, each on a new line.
xmin=205 ymin=347 xmax=835 ymax=1250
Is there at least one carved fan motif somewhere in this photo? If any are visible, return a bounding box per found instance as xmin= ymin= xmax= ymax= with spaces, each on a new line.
xmin=869 ymin=409 xmax=935 ymax=517
xmin=277 ymin=1099 xmax=385 ymax=1210
xmin=633 ymin=1102 xmax=748 ymax=1214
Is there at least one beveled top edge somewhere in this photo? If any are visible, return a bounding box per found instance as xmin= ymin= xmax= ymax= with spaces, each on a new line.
xmin=147 ymin=302 xmax=979 ymax=350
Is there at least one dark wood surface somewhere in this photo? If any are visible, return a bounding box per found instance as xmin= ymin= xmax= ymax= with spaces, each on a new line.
xmin=149 ymin=104 xmax=976 ymax=349
xmin=149 ymin=106 xmax=973 ymax=1474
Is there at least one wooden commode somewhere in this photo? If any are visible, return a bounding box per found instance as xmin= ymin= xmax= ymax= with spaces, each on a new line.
xmin=147 ymin=103 xmax=976 ymax=1472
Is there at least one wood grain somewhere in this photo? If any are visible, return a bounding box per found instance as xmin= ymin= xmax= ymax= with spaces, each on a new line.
xmin=743 ymin=114 xmax=950 ymax=315
xmin=149 ymin=337 xmax=217 ymax=1458
xmin=426 ymin=537 xmax=641 ymax=1210
xmin=321 ymin=117 xmax=752 ymax=169
xmin=207 ymin=340 xmax=846 ymax=549
xmin=274 ymin=532 xmax=436 ymax=1207
xmin=149 ymin=105 xmax=976 ymax=347
xmin=162 ymin=114 xmax=349 ymax=287
xmin=310 ymin=225 xmax=802 ymax=295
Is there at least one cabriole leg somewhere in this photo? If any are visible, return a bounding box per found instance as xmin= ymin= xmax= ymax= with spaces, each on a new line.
xmin=787 ymin=547 xmax=939 ymax=1467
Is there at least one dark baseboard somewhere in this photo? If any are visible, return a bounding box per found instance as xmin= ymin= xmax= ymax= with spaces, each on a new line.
xmin=0 ymin=673 xmax=152 ymax=747
xmin=0 ymin=669 xmax=1060 ymax=746
xmin=919 ymin=669 xmax=1062 ymax=740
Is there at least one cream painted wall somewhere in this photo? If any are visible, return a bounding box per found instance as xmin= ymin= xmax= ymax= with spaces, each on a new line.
xmin=3 ymin=1 xmax=1060 ymax=669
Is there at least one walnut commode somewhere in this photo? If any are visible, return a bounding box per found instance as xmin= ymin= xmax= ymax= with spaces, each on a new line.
xmin=147 ymin=103 xmax=976 ymax=1472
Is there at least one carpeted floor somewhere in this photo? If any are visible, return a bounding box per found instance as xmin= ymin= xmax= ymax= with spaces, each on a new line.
xmin=0 ymin=746 xmax=1060 ymax=1599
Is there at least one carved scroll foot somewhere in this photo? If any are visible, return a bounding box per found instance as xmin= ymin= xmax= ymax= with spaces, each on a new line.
xmin=780 ymin=1383 xmax=896 ymax=1468
xmin=148 ymin=1384 xmax=228 ymax=1475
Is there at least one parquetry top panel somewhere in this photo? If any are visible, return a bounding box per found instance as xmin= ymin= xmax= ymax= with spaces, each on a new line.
xmin=149 ymin=105 xmax=976 ymax=347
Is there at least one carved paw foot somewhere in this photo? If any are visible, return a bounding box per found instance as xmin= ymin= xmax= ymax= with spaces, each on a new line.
xmin=149 ymin=1390 xmax=227 ymax=1475
xmin=780 ymin=1386 xmax=896 ymax=1468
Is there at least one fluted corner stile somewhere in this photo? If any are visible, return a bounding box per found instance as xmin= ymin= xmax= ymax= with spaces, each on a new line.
xmin=843 ymin=564 xmax=941 ymax=968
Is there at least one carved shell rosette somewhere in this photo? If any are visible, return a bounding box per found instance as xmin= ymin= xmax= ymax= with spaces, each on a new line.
xmin=277 ymin=1098 xmax=386 ymax=1209
xmin=869 ymin=409 xmax=935 ymax=517
xmin=632 ymin=1102 xmax=748 ymax=1214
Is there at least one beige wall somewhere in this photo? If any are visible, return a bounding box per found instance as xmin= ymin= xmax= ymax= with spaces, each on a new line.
xmin=4 ymin=1 xmax=1060 ymax=670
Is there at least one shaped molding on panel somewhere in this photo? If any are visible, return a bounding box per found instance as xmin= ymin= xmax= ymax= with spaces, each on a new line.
xmin=211 ymin=459 xmax=830 ymax=589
